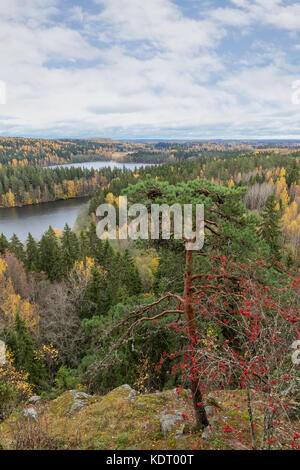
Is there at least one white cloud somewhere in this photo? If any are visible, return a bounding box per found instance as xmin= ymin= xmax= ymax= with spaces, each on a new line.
xmin=229 ymin=0 xmax=300 ymax=30
xmin=93 ymin=0 xmax=226 ymax=53
xmin=0 ymin=0 xmax=299 ymax=138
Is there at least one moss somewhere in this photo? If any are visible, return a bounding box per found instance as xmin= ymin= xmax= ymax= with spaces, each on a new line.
xmin=136 ymin=394 xmax=167 ymax=406
xmin=0 ymin=388 xmax=299 ymax=450
xmin=48 ymin=392 xmax=76 ymax=417
xmin=48 ymin=391 xmax=95 ymax=417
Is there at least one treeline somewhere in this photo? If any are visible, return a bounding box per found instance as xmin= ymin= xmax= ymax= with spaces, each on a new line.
xmin=89 ymin=151 xmax=300 ymax=262
xmin=0 ymin=165 xmax=137 ymax=207
xmin=3 ymin=136 xmax=300 ymax=169
xmin=0 ymin=137 xmax=117 ymax=167
xmin=89 ymin=151 xmax=300 ymax=212
xmin=123 ymin=150 xmax=171 ymax=163
xmin=0 ymin=223 xmax=141 ymax=301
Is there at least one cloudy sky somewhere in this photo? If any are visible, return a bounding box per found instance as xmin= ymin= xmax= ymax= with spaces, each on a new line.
xmin=0 ymin=0 xmax=300 ymax=139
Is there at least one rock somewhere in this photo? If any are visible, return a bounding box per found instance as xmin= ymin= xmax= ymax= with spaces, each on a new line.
xmin=119 ymin=384 xmax=133 ymax=392
xmin=148 ymin=392 xmax=167 ymax=399
xmin=172 ymin=388 xmax=191 ymax=399
xmin=135 ymin=401 xmax=147 ymax=407
xmin=66 ymin=390 xmax=90 ymax=400
xmin=127 ymin=389 xmax=138 ymax=403
xmin=64 ymin=390 xmax=91 ymax=415
xmin=175 ymin=423 xmax=190 ymax=437
xmin=69 ymin=400 xmax=88 ymax=415
xmin=201 ymin=425 xmax=212 ymax=440
xmin=204 ymin=405 xmax=215 ymax=418
xmin=127 ymin=390 xmax=138 ymax=401
xmin=23 ymin=407 xmax=38 ymax=421
xmin=206 ymin=394 xmax=223 ymax=410
xmin=136 ymin=393 xmax=167 ymax=407
xmin=28 ymin=395 xmax=41 ymax=404
xmin=49 ymin=390 xmax=91 ymax=417
xmin=159 ymin=410 xmax=183 ymax=436
xmin=111 ymin=384 xmax=138 ymax=403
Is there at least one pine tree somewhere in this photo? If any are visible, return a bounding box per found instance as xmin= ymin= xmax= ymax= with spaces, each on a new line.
xmin=259 ymin=195 xmax=282 ymax=260
xmin=123 ymin=177 xmax=266 ymax=429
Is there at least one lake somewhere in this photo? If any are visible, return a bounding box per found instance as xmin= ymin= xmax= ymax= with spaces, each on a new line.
xmin=0 ymin=197 xmax=90 ymax=242
xmin=0 ymin=161 xmax=156 ymax=242
xmin=48 ymin=161 xmax=155 ymax=171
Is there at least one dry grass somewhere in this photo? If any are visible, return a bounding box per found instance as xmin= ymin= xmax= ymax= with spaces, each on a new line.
xmin=0 ymin=387 xmax=299 ymax=450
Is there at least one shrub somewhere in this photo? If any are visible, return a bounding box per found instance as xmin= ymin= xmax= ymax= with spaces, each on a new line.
xmin=0 ymin=352 xmax=32 ymax=421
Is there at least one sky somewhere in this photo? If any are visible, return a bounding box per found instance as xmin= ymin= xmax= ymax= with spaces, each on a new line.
xmin=0 ymin=0 xmax=300 ymax=139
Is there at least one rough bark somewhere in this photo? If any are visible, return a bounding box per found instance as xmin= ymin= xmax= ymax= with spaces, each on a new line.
xmin=184 ymin=248 xmax=209 ymax=429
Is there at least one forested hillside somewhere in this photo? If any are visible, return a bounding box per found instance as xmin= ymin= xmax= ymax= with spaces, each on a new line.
xmin=0 ymin=150 xmax=299 ymax=450
xmin=0 ymin=137 xmax=112 ymax=167
xmin=0 ymin=166 xmax=125 ymax=207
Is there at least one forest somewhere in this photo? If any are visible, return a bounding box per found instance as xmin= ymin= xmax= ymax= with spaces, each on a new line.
xmin=0 ymin=137 xmax=116 ymax=167
xmin=0 ymin=147 xmax=299 ymax=450
xmin=0 ymin=165 xmax=130 ymax=207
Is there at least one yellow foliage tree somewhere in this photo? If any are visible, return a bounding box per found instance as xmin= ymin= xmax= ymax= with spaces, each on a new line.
xmin=280 ymin=187 xmax=290 ymax=209
xmin=0 ymin=257 xmax=39 ymax=331
xmin=105 ymin=192 xmax=115 ymax=205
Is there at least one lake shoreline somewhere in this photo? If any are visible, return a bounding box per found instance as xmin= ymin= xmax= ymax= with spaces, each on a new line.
xmin=0 ymin=197 xmax=91 ymax=242
xmin=0 ymin=194 xmax=92 ymax=210
xmin=0 ymin=160 xmax=157 ymax=242
xmin=0 ymin=160 xmax=158 ymax=210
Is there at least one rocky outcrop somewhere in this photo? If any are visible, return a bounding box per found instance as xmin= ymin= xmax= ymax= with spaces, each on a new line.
xmin=23 ymin=407 xmax=38 ymax=421
xmin=49 ymin=390 xmax=91 ymax=417
xmin=28 ymin=396 xmax=41 ymax=405
xmin=159 ymin=410 xmax=184 ymax=436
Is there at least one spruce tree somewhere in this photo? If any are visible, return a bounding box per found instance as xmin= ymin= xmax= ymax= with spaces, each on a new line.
xmin=3 ymin=313 xmax=46 ymax=388
xmin=61 ymin=223 xmax=79 ymax=275
xmin=259 ymin=195 xmax=282 ymax=260
xmin=81 ymin=266 xmax=111 ymax=317
xmin=79 ymin=230 xmax=91 ymax=260
xmin=0 ymin=233 xmax=9 ymax=254
xmin=9 ymin=234 xmax=25 ymax=262
xmin=38 ymin=226 xmax=62 ymax=281
xmin=25 ymin=233 xmax=39 ymax=272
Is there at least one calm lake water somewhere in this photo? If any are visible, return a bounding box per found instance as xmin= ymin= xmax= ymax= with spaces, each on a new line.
xmin=0 ymin=161 xmax=156 ymax=242
xmin=0 ymin=198 xmax=90 ymax=242
xmin=49 ymin=161 xmax=155 ymax=171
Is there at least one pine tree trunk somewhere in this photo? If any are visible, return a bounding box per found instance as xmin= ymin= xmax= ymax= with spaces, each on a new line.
xmin=184 ymin=249 xmax=209 ymax=429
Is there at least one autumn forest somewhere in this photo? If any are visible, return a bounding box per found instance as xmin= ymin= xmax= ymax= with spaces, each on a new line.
xmin=0 ymin=137 xmax=299 ymax=451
